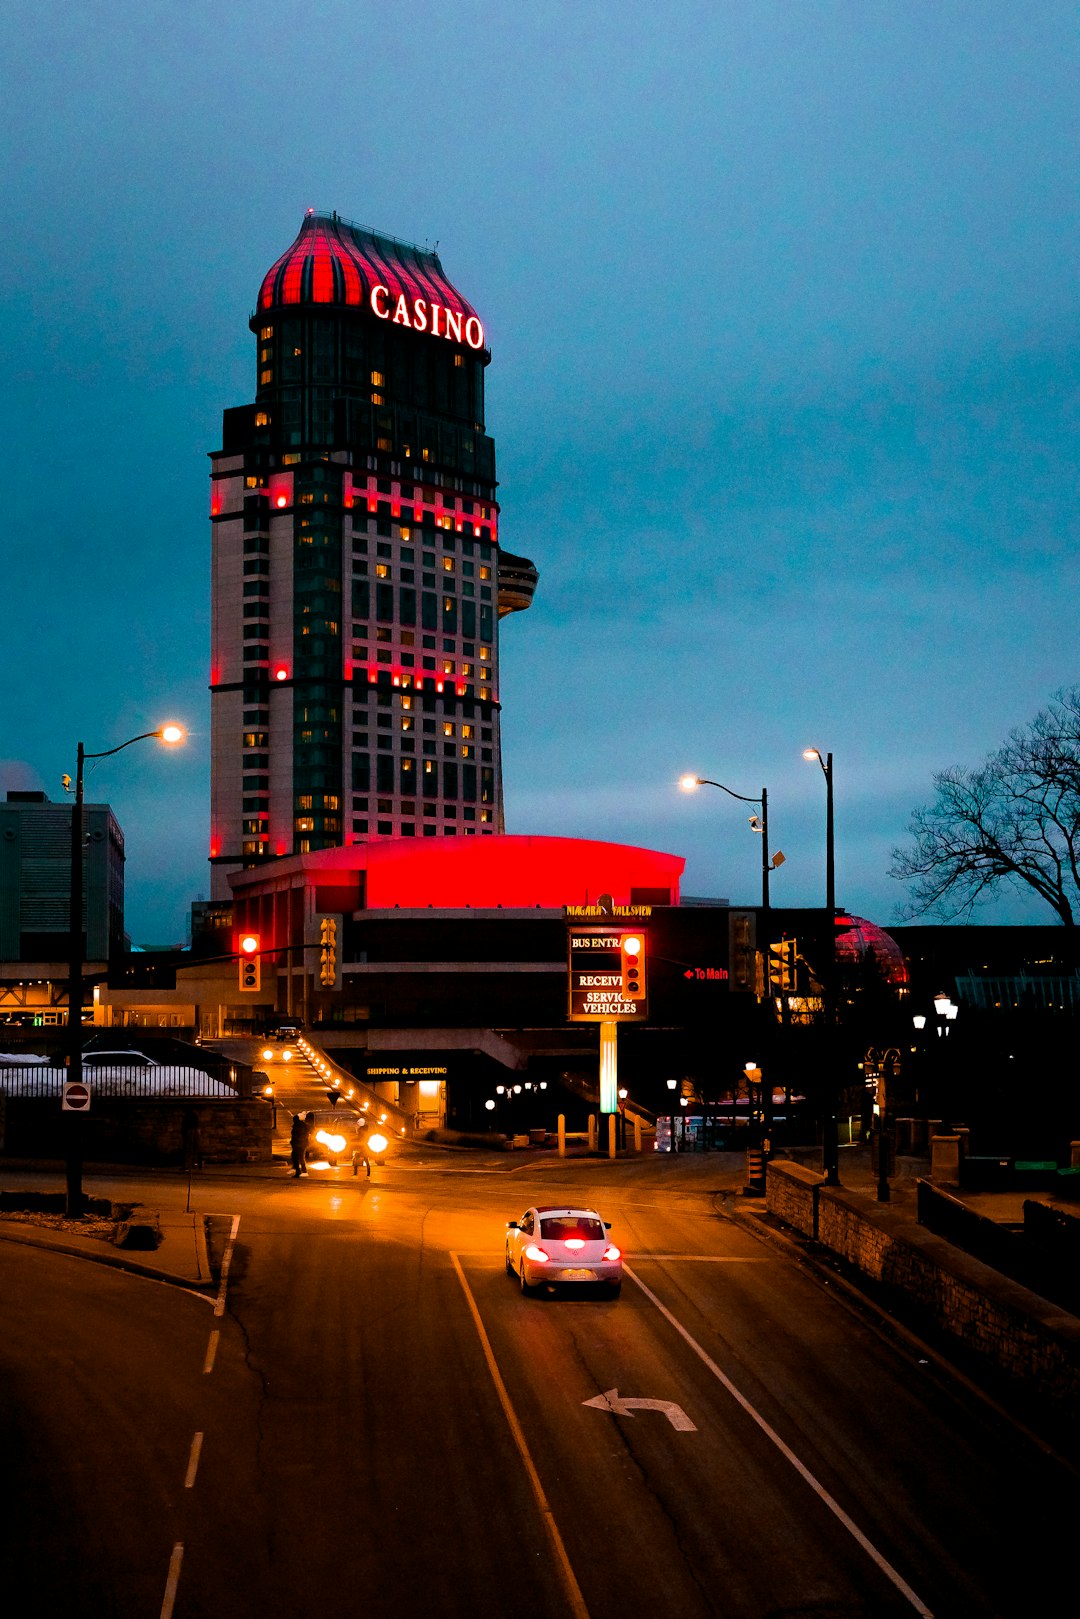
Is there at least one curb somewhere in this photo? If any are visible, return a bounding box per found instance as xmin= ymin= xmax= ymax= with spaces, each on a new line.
xmin=0 ymin=1214 xmax=216 ymax=1292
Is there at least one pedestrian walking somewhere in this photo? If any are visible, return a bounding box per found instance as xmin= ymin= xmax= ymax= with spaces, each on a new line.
xmin=290 ymin=1111 xmax=307 ymax=1177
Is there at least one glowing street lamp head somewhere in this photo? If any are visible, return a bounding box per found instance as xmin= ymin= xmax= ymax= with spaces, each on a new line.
xmin=679 ymin=774 xmax=701 ymax=792
xmin=159 ymin=724 xmax=185 ymax=746
xmin=802 ymin=748 xmax=820 ymax=763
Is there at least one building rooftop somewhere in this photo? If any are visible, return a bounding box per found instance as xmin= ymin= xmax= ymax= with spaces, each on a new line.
xmin=256 ymin=209 xmax=482 ymax=325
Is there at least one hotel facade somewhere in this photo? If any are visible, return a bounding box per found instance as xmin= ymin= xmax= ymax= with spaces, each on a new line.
xmin=209 ymin=210 xmax=537 ymax=898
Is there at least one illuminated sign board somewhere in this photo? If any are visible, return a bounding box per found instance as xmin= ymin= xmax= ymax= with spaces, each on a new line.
xmin=366 ymin=1064 xmax=448 ymax=1077
xmin=567 ymin=928 xmax=648 ymax=1022
xmin=370 ymin=285 xmax=484 ymax=350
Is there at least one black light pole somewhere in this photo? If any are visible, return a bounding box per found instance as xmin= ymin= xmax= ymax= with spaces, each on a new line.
xmin=65 ymin=726 xmax=185 ymax=1216
xmin=679 ymin=775 xmax=776 ymax=911
xmin=803 ymin=747 xmax=839 ymax=1183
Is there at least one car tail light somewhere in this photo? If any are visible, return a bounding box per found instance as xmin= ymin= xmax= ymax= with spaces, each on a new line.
xmin=603 ymin=1245 xmax=621 ymax=1262
xmin=524 ymin=1244 xmax=550 ymax=1264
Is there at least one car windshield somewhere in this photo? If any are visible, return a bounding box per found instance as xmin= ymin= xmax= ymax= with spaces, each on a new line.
xmin=540 ymin=1216 xmax=604 ymax=1242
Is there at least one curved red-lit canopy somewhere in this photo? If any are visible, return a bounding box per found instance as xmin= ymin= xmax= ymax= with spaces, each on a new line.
xmin=257 ymin=210 xmax=482 ymax=329
xmin=230 ymin=834 xmax=684 ymax=914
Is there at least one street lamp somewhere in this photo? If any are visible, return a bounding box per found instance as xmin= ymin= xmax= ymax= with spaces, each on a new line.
xmin=64 ymin=723 xmax=185 ymax=1215
xmin=803 ymin=747 xmax=838 ymax=1183
xmin=801 ymin=749 xmax=835 ymax=913
xmin=679 ymin=774 xmax=782 ymax=909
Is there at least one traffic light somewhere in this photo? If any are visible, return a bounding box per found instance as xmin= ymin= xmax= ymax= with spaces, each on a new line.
xmin=767 ymin=938 xmax=796 ymax=992
xmin=319 ymin=916 xmax=339 ymax=988
xmin=238 ymin=934 xmax=260 ymax=992
xmin=620 ymin=933 xmax=646 ymax=1005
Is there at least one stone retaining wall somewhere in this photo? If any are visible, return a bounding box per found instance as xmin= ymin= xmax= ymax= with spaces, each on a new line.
xmin=0 ymin=1096 xmax=272 ymax=1165
xmin=766 ymin=1159 xmax=1080 ymax=1425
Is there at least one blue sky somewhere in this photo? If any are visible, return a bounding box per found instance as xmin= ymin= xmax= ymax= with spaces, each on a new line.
xmin=2 ymin=1 xmax=1077 ymax=941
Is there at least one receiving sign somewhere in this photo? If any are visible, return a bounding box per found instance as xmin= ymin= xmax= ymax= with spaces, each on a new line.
xmin=567 ymin=928 xmax=648 ymax=1022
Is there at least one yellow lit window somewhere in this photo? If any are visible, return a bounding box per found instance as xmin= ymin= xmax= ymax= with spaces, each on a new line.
xmin=375 ymin=563 xmax=389 ymax=578
xmin=480 ymin=646 xmax=490 ymax=661
xmin=454 ymin=354 xmax=464 ymax=368
xmin=401 ymin=717 xmax=413 ymax=732
xmin=403 ymin=444 xmax=411 ymax=459
xmin=283 ymin=452 xmax=301 ymax=464
xmin=301 ymin=493 xmax=314 ymax=504
xmin=293 ymin=347 xmax=302 ymax=357
xmin=297 ymin=795 xmax=313 ymax=810
xmin=259 ymin=327 xmax=273 ymax=340
xmin=401 ymin=695 xmax=413 ymax=711
xmin=479 ymin=565 xmax=491 ymax=580
xmin=442 ymin=556 xmax=454 ymax=573
xmin=443 ymin=722 xmax=454 ymax=736
xmin=422 ymin=447 xmax=431 ymax=461
xmin=371 ymin=392 xmax=384 ymax=406
xmin=461 ymin=745 xmax=473 ymax=759
xmin=399 ymin=525 xmax=411 ymax=541
xmin=255 ymin=411 xmax=269 ymax=427
xmin=260 ymin=346 xmax=271 ymax=362
xmin=442 ymin=660 xmax=454 ymax=674
xmin=378 ymin=438 xmax=393 ymax=452
xmin=480 ymin=810 xmax=491 ymax=823
xmin=461 ymin=725 xmax=473 ymax=739
xmin=260 ymin=369 xmax=273 ymax=385
xmin=295 ymin=817 xmax=315 ymax=832
xmin=479 ymin=686 xmax=490 ymax=701
xmin=323 ymin=795 xmax=340 ymax=810
xmin=245 ymin=476 xmax=259 ymax=488
xmin=462 ymin=664 xmax=473 ymax=678
xmin=371 ymin=371 xmax=385 ymax=387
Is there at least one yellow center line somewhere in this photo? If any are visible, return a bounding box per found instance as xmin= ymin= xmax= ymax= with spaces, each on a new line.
xmin=450 ymin=1252 xmax=590 ymax=1619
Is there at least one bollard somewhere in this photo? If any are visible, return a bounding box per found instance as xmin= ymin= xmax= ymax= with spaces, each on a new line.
xmin=558 ymin=1114 xmax=566 ymax=1158
xmin=608 ymin=1113 xmax=617 ymax=1160
xmin=744 ymin=1145 xmax=765 ymax=1195
xmin=588 ymin=1114 xmax=597 ymax=1152
xmin=633 ymin=1115 xmax=642 ymax=1153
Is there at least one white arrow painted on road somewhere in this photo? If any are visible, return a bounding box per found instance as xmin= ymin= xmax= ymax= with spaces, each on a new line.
xmin=583 ymin=1388 xmax=697 ymax=1431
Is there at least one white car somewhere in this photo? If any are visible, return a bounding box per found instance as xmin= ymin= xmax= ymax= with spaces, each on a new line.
xmin=505 ymin=1205 xmax=622 ymax=1297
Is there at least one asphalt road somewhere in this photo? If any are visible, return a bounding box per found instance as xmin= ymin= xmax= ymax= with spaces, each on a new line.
xmin=1 ymin=1155 xmax=1076 ymax=1618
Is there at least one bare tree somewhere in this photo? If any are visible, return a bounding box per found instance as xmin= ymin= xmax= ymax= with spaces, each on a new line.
xmin=891 ymin=688 xmax=1080 ymax=926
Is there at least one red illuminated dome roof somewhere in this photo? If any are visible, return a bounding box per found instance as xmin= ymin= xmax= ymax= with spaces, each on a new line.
xmin=835 ymin=915 xmax=908 ymax=987
xmin=257 ymin=209 xmax=483 ymax=330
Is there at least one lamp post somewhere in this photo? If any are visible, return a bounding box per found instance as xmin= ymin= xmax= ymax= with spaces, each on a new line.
xmin=802 ymin=747 xmax=839 ymax=1183
xmin=679 ymin=775 xmax=781 ymax=910
xmin=64 ymin=724 xmax=185 ymax=1215
xmin=801 ymin=749 xmax=834 ymax=913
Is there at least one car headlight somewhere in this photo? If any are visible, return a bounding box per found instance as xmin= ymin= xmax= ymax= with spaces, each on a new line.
xmin=366 ymin=1132 xmax=389 ymax=1155
xmin=316 ymin=1130 xmax=347 ymax=1154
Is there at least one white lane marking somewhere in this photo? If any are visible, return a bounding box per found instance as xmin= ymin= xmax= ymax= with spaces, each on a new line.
xmin=214 ymin=1214 xmax=240 ymax=1318
xmin=184 ymin=1432 xmax=203 ymax=1488
xmin=624 ymin=1263 xmax=935 ymax=1618
xmin=633 ymin=1254 xmax=768 ymax=1262
xmin=202 ymin=1330 xmax=219 ymax=1375
xmin=159 ymin=1542 xmax=184 ymax=1619
xmin=451 ymin=1253 xmax=591 ymax=1619
xmin=583 ymin=1388 xmax=697 ymax=1431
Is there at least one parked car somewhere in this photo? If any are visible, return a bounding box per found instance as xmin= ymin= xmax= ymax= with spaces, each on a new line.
xmin=505 ymin=1205 xmax=622 ymax=1297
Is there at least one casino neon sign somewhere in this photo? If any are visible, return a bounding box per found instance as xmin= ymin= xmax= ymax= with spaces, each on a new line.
xmin=370 ymin=285 xmax=484 ymax=350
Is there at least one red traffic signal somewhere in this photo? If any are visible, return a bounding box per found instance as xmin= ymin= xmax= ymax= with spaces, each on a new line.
xmin=238 ymin=933 xmax=261 ymax=992
xmin=620 ymin=933 xmax=646 ymax=1003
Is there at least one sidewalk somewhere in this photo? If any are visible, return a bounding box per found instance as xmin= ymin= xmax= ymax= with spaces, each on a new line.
xmin=0 ymin=1201 xmax=214 ymax=1289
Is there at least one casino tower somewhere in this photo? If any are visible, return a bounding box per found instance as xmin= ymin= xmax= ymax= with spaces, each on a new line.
xmin=209 ymin=210 xmax=537 ymax=898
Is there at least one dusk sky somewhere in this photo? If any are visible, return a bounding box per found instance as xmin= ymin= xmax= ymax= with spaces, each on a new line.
xmin=3 ymin=2 xmax=1077 ymax=942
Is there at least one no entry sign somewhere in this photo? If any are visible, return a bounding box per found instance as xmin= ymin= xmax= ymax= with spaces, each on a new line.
xmin=62 ymin=1082 xmax=91 ymax=1112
